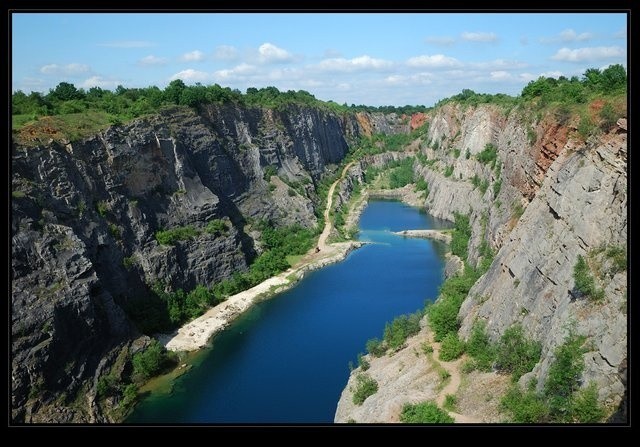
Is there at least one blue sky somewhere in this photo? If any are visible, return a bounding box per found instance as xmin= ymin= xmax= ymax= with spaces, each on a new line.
xmin=11 ymin=12 xmax=627 ymax=106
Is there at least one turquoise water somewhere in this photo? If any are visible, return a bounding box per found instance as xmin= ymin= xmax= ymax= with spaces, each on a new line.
xmin=127 ymin=200 xmax=450 ymax=423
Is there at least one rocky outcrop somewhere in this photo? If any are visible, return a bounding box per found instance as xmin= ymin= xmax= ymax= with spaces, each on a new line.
xmin=11 ymin=103 xmax=406 ymax=423
xmin=335 ymin=101 xmax=627 ymax=422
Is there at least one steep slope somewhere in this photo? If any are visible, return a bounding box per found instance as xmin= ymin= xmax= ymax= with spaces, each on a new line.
xmin=10 ymin=103 xmax=406 ymax=422
xmin=335 ymin=102 xmax=627 ymax=422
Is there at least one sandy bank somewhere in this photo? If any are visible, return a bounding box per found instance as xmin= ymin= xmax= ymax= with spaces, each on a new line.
xmin=393 ymin=229 xmax=452 ymax=244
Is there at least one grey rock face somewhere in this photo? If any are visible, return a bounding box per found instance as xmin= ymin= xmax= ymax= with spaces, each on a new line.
xmin=11 ymin=103 xmax=405 ymax=422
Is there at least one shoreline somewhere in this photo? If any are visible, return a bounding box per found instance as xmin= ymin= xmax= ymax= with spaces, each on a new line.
xmin=392 ymin=229 xmax=452 ymax=244
xmin=159 ymin=180 xmax=442 ymax=353
xmin=158 ymin=240 xmax=363 ymax=352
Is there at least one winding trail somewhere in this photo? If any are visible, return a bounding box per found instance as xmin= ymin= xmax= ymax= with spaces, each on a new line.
xmin=428 ymin=331 xmax=481 ymax=423
xmin=160 ymin=161 xmax=359 ymax=352
xmin=318 ymin=161 xmax=357 ymax=251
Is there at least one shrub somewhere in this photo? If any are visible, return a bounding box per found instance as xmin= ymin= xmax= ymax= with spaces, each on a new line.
xmin=443 ymin=394 xmax=457 ymax=412
xmin=493 ymin=179 xmax=502 ymax=199
xmin=400 ymin=401 xmax=454 ymax=423
xmin=357 ymin=353 xmax=370 ymax=371
xmin=450 ymin=213 xmax=471 ymax=260
xmin=453 ymin=148 xmax=461 ymax=158
xmin=263 ymin=165 xmax=278 ymax=181
xmin=383 ymin=312 xmax=422 ymax=351
xmin=352 ymin=374 xmax=378 ymax=405
xmin=122 ymin=256 xmax=136 ymax=270
xmin=95 ymin=200 xmax=108 ymax=217
xmin=605 ymin=245 xmax=627 ymax=274
xmin=156 ymin=225 xmax=200 ymax=245
xmin=501 ymin=382 xmax=549 ymax=423
xmin=544 ymin=332 xmax=586 ymax=420
xmin=478 ymin=179 xmax=489 ymax=195
xmin=476 ymin=143 xmax=498 ymax=166
xmin=573 ymin=255 xmax=604 ymax=301
xmin=494 ymin=324 xmax=541 ymax=381
xmin=571 ymin=382 xmax=605 ymax=423
xmin=366 ymin=338 xmax=386 ymax=357
xmin=205 ymin=219 xmax=228 ymax=236
xmin=389 ymin=158 xmax=415 ymax=188
xmin=444 ymin=165 xmax=454 ymax=177
xmin=466 ymin=321 xmax=495 ymax=371
xmin=415 ymin=178 xmax=429 ymax=197
xmin=132 ymin=340 xmax=177 ymax=381
xmin=439 ymin=333 xmax=465 ymax=361
xmin=599 ymin=103 xmax=617 ymax=132
xmin=465 ymin=148 xmax=471 ymax=159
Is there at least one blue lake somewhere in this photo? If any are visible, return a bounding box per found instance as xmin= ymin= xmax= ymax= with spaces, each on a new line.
xmin=127 ymin=200 xmax=450 ymax=423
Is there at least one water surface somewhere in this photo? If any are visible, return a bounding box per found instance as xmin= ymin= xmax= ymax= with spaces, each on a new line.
xmin=128 ymin=200 xmax=450 ymax=423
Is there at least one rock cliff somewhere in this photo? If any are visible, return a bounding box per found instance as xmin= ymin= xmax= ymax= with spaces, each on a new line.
xmin=10 ymin=103 xmax=404 ymax=422
xmin=335 ymin=102 xmax=627 ymax=422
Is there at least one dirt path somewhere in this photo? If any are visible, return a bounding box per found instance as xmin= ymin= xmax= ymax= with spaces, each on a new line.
xmin=429 ymin=332 xmax=482 ymax=423
xmin=318 ymin=161 xmax=356 ymax=251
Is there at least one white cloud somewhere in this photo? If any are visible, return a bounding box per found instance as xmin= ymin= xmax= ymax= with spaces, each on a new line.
xmin=138 ymin=55 xmax=168 ymax=66
xmin=518 ymin=71 xmax=564 ymax=82
xmin=40 ymin=63 xmax=91 ymax=76
xmin=317 ymin=55 xmax=393 ymax=72
xmin=258 ymin=43 xmax=293 ymax=64
xmin=323 ymin=49 xmax=342 ymax=58
xmin=406 ymin=54 xmax=462 ymax=69
xmin=461 ymin=32 xmax=498 ymax=42
xmin=425 ymin=36 xmax=455 ymax=46
xmin=214 ymin=45 xmax=238 ymax=60
xmin=470 ymin=59 xmax=528 ymax=70
xmin=169 ymin=69 xmax=211 ymax=82
xmin=213 ymin=63 xmax=257 ymax=80
xmin=541 ymin=29 xmax=593 ymax=44
xmin=80 ymin=76 xmax=122 ymax=89
xmin=98 ymin=40 xmax=154 ymax=48
xmin=614 ymin=28 xmax=626 ymax=39
xmin=181 ymin=50 xmax=205 ymax=62
xmin=336 ymin=83 xmax=351 ymax=91
xmin=551 ymin=46 xmax=625 ymax=62
xmin=489 ymin=71 xmax=511 ymax=81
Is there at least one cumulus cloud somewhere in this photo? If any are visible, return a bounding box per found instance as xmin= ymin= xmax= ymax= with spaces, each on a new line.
xmin=80 ymin=76 xmax=122 ymax=89
xmin=551 ymin=46 xmax=625 ymax=62
xmin=138 ymin=55 xmax=168 ymax=66
xmin=181 ymin=50 xmax=205 ymax=62
xmin=98 ymin=40 xmax=154 ymax=48
xmin=406 ymin=54 xmax=462 ymax=69
xmin=489 ymin=71 xmax=511 ymax=81
xmin=213 ymin=63 xmax=257 ymax=80
xmin=169 ymin=69 xmax=211 ymax=82
xmin=425 ymin=36 xmax=455 ymax=46
xmin=461 ymin=32 xmax=498 ymax=42
xmin=258 ymin=43 xmax=293 ymax=64
xmin=214 ymin=45 xmax=238 ymax=60
xmin=541 ymin=29 xmax=593 ymax=44
xmin=317 ymin=55 xmax=393 ymax=72
xmin=40 ymin=63 xmax=91 ymax=76
xmin=613 ymin=27 xmax=626 ymax=39
xmin=470 ymin=59 xmax=528 ymax=70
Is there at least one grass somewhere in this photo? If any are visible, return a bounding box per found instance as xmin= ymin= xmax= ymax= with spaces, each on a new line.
xmin=400 ymin=401 xmax=454 ymax=423
xmin=286 ymin=254 xmax=304 ymax=267
xmin=13 ymin=110 xmax=113 ymax=145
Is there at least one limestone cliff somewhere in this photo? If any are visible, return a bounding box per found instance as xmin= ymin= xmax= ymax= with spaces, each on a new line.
xmin=10 ymin=103 xmax=404 ymax=423
xmin=335 ymin=102 xmax=627 ymax=422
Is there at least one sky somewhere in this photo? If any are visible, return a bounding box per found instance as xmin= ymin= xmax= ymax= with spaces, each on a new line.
xmin=11 ymin=12 xmax=627 ymax=107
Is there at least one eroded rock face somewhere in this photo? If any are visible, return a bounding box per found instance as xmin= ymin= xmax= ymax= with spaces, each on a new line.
xmin=11 ymin=103 xmax=405 ymax=423
xmin=335 ymin=104 xmax=627 ymax=422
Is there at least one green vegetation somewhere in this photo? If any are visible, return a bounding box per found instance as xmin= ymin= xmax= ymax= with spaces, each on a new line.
xmin=501 ymin=330 xmax=605 ymax=423
xmin=364 ymin=310 xmax=423 ymax=357
xmin=12 ymin=190 xmax=26 ymax=199
xmin=573 ymin=255 xmax=604 ymax=302
xmin=388 ymin=158 xmax=415 ymax=188
xmin=155 ymin=225 xmax=200 ymax=245
xmin=443 ymin=394 xmax=457 ymax=412
xmin=122 ymin=256 xmax=136 ymax=270
xmin=205 ymin=219 xmax=228 ymax=236
xmin=465 ymin=321 xmax=495 ymax=372
xmin=415 ymin=178 xmax=429 ymax=197
xmin=263 ymin=165 xmax=278 ymax=181
xmin=476 ymin=143 xmax=498 ymax=167
xmin=450 ymin=212 xmax=471 ymax=260
xmin=131 ymin=340 xmax=178 ymax=381
xmin=494 ymin=324 xmax=542 ymax=381
xmin=400 ymin=401 xmax=454 ymax=423
xmin=352 ymin=374 xmax=378 ymax=405
xmin=383 ymin=312 xmax=423 ymax=351
xmin=493 ymin=179 xmax=502 ymax=199
xmin=605 ymin=245 xmax=627 ymax=274
xmin=444 ymin=165 xmax=454 ymax=177
xmin=452 ymin=148 xmax=461 ymax=158
xmin=478 ymin=179 xmax=490 ymax=195
xmin=95 ymin=201 xmax=109 ymax=217
xmin=439 ymin=333 xmax=465 ymax=361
